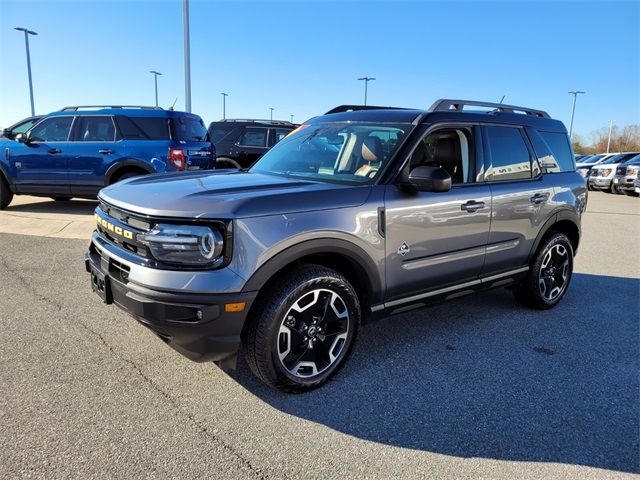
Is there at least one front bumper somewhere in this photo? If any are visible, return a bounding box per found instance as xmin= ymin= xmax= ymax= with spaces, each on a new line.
xmin=85 ymin=244 xmax=256 ymax=364
xmin=613 ymin=175 xmax=638 ymax=191
xmin=588 ymin=176 xmax=612 ymax=189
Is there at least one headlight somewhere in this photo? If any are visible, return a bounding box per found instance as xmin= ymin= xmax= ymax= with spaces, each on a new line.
xmin=577 ymin=168 xmax=589 ymax=177
xmin=601 ymin=169 xmax=612 ymax=177
xmin=627 ymin=166 xmax=638 ymax=176
xmin=139 ymin=224 xmax=224 ymax=266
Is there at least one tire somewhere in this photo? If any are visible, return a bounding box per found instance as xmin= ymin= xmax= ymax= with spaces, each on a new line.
xmin=0 ymin=175 xmax=13 ymax=210
xmin=112 ymin=171 xmax=144 ymax=184
xmin=51 ymin=196 xmax=72 ymax=201
xmin=513 ymin=232 xmax=574 ymax=310
xmin=623 ymin=190 xmax=639 ymax=197
xmin=216 ymin=157 xmax=242 ymax=169
xmin=611 ymin=183 xmax=623 ymax=194
xmin=243 ymin=264 xmax=360 ymax=393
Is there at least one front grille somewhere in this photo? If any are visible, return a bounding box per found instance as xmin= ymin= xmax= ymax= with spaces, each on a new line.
xmin=616 ymin=167 xmax=626 ymax=176
xmin=96 ymin=201 xmax=152 ymax=259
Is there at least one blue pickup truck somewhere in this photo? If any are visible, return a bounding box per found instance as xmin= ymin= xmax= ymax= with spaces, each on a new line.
xmin=0 ymin=106 xmax=215 ymax=209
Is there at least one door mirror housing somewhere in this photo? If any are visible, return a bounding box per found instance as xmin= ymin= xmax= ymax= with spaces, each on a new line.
xmin=2 ymin=128 xmax=12 ymax=138
xmin=402 ymin=166 xmax=452 ymax=192
xmin=15 ymin=133 xmax=29 ymax=144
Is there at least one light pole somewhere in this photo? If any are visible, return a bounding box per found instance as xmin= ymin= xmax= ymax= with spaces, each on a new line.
xmin=149 ymin=71 xmax=162 ymax=107
xmin=357 ymin=76 xmax=376 ymax=106
xmin=182 ymin=0 xmax=192 ymax=112
xmin=607 ymin=120 xmax=615 ymax=154
xmin=290 ymin=114 xmax=294 ymax=123
xmin=568 ymin=90 xmax=585 ymax=138
xmin=269 ymin=107 xmax=274 ymax=121
xmin=15 ymin=27 xmax=38 ymax=116
xmin=221 ymin=93 xmax=228 ymax=119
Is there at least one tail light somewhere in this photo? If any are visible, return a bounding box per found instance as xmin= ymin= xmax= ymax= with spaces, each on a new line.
xmin=168 ymin=148 xmax=185 ymax=170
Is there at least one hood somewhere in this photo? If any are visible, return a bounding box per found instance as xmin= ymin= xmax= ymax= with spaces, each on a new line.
xmin=99 ymin=170 xmax=371 ymax=219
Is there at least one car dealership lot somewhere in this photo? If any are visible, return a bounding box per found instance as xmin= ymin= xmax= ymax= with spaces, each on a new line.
xmin=0 ymin=191 xmax=638 ymax=479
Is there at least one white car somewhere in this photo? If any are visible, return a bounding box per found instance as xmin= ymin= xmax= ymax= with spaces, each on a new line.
xmin=576 ymin=153 xmax=616 ymax=179
xmin=588 ymin=152 xmax=640 ymax=192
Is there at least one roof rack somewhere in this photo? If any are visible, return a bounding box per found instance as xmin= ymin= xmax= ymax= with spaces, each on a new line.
xmin=217 ymin=119 xmax=296 ymax=126
xmin=428 ymin=99 xmax=550 ymax=118
xmin=325 ymin=105 xmax=409 ymax=115
xmin=60 ymin=105 xmax=164 ymax=111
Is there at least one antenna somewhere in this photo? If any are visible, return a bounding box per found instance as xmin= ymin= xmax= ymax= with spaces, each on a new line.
xmin=499 ymin=95 xmax=506 ymax=104
xmin=169 ymin=97 xmax=178 ymax=111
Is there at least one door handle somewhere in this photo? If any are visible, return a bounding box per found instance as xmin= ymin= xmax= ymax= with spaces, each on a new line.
xmin=530 ymin=193 xmax=549 ymax=204
xmin=461 ymin=200 xmax=485 ymax=213
xmin=98 ymin=149 xmax=114 ymax=154
xmin=47 ymin=148 xmax=62 ymax=154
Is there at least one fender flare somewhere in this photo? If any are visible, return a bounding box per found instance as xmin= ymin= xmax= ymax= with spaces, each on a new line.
xmin=0 ymin=162 xmax=16 ymax=193
xmin=104 ymin=159 xmax=155 ymax=186
xmin=241 ymin=238 xmax=384 ymax=304
xmin=529 ymin=208 xmax=581 ymax=260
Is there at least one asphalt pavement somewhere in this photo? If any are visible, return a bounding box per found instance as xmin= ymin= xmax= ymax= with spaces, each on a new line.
xmin=0 ymin=191 xmax=638 ymax=479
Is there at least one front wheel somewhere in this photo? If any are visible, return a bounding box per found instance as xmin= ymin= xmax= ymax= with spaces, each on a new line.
xmin=51 ymin=196 xmax=72 ymax=201
xmin=513 ymin=232 xmax=574 ymax=310
xmin=0 ymin=175 xmax=13 ymax=210
xmin=243 ymin=265 xmax=360 ymax=393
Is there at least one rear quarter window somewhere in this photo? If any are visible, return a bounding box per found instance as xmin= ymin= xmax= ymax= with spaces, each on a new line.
xmin=539 ymin=131 xmax=575 ymax=172
xmin=115 ymin=116 xmax=171 ymax=140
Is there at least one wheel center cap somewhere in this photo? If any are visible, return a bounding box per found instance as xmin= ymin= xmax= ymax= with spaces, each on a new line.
xmin=307 ymin=326 xmax=318 ymax=337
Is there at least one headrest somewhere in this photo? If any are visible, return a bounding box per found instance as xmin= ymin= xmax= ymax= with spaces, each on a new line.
xmin=361 ymin=136 xmax=383 ymax=162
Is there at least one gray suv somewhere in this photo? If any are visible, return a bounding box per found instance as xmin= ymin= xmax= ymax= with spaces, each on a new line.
xmin=85 ymin=99 xmax=587 ymax=392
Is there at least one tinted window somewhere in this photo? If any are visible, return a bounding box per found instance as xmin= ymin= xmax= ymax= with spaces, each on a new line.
xmin=12 ymin=118 xmax=40 ymax=135
xmin=29 ymin=116 xmax=74 ymax=142
xmin=411 ymin=128 xmax=475 ymax=184
xmin=172 ymin=115 xmax=208 ymax=142
xmin=528 ymin=130 xmax=559 ymax=173
xmin=539 ymin=131 xmax=574 ymax=172
xmin=271 ymin=128 xmax=292 ymax=146
xmin=75 ymin=116 xmax=116 ymax=142
xmin=239 ymin=127 xmax=268 ymax=147
xmin=208 ymin=124 xmax=236 ymax=144
xmin=115 ymin=116 xmax=170 ymax=140
xmin=484 ymin=126 xmax=532 ymax=181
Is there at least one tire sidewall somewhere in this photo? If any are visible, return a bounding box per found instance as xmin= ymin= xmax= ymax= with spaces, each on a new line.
xmin=262 ymin=270 xmax=360 ymax=388
xmin=531 ymin=233 xmax=574 ymax=308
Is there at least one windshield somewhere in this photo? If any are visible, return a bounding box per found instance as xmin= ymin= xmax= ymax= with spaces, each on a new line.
xmin=250 ymin=122 xmax=412 ymax=184
xmin=602 ymin=153 xmax=630 ymax=164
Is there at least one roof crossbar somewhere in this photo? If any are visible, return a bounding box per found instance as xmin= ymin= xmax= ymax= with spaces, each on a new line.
xmin=61 ymin=105 xmax=163 ymax=111
xmin=325 ymin=105 xmax=408 ymax=115
xmin=428 ymin=99 xmax=550 ymax=118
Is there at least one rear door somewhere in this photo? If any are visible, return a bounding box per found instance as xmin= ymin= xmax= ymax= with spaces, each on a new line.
xmin=171 ymin=115 xmax=215 ymax=170
xmin=480 ymin=125 xmax=555 ymax=275
xmin=67 ymin=115 xmax=126 ymax=196
xmin=10 ymin=115 xmax=74 ymax=195
xmin=234 ymin=127 xmax=270 ymax=167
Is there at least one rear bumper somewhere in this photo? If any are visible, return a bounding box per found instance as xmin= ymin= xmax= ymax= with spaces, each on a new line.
xmin=85 ymin=249 xmax=256 ymax=363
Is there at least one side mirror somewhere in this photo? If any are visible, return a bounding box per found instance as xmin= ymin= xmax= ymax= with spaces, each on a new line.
xmin=403 ymin=166 xmax=452 ymax=192
xmin=15 ymin=133 xmax=28 ymax=143
xmin=2 ymin=128 xmax=11 ymax=138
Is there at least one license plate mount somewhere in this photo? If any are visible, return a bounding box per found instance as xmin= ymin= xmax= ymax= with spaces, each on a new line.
xmin=90 ymin=265 xmax=112 ymax=304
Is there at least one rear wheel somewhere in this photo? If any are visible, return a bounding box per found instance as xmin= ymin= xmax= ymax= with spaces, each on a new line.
xmin=513 ymin=232 xmax=574 ymax=310
xmin=243 ymin=265 xmax=360 ymax=392
xmin=51 ymin=196 xmax=72 ymax=201
xmin=216 ymin=157 xmax=242 ymax=169
xmin=111 ymin=171 xmax=146 ymax=184
xmin=0 ymin=175 xmax=13 ymax=210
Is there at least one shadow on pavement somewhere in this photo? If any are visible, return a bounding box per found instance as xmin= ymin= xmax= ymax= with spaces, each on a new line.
xmin=6 ymin=198 xmax=98 ymax=216
xmin=229 ymin=273 xmax=639 ymax=473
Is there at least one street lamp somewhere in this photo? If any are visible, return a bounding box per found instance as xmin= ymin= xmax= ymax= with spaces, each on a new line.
xmin=607 ymin=120 xmax=615 ymax=154
xmin=182 ymin=0 xmax=192 ymax=112
xmin=357 ymin=76 xmax=376 ymax=106
xmin=290 ymin=114 xmax=294 ymax=123
xmin=269 ymin=107 xmax=274 ymax=121
xmin=568 ymin=90 xmax=585 ymax=138
xmin=14 ymin=27 xmax=38 ymax=116
xmin=221 ymin=93 xmax=228 ymax=119
xmin=149 ymin=71 xmax=162 ymax=107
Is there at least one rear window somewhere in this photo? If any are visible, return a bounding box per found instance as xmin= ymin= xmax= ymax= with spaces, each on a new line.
xmin=115 ymin=116 xmax=170 ymax=140
xmin=172 ymin=115 xmax=209 ymax=142
xmin=208 ymin=123 xmax=237 ymax=144
xmin=539 ymin=131 xmax=574 ymax=172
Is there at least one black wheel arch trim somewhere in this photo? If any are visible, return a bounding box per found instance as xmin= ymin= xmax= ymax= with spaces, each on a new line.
xmin=241 ymin=238 xmax=384 ymax=305
xmin=0 ymin=163 xmax=16 ymax=192
xmin=104 ymin=159 xmax=155 ymax=185
xmin=529 ymin=209 xmax=581 ymax=260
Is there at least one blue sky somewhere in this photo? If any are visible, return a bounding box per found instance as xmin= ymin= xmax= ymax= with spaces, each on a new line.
xmin=0 ymin=0 xmax=638 ymax=141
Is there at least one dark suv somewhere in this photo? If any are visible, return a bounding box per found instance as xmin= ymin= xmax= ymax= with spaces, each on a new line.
xmin=86 ymin=99 xmax=586 ymax=392
xmin=208 ymin=119 xmax=297 ymax=169
xmin=0 ymin=106 xmax=214 ymax=209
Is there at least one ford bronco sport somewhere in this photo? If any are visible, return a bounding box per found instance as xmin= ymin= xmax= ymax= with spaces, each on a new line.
xmin=85 ymin=99 xmax=587 ymax=392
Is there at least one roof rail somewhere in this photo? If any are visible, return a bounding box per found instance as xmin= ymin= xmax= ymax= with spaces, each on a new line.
xmin=60 ymin=105 xmax=164 ymax=111
xmin=428 ymin=99 xmax=550 ymax=118
xmin=217 ymin=118 xmax=296 ymax=126
xmin=325 ymin=105 xmax=408 ymax=115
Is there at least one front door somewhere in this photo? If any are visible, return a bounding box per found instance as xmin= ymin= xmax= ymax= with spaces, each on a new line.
xmin=11 ymin=115 xmax=75 ymax=195
xmin=233 ymin=127 xmax=269 ymax=167
xmin=384 ymin=125 xmax=491 ymax=303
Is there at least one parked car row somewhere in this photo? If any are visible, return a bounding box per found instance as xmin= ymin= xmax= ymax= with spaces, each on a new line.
xmin=575 ymin=152 xmax=640 ymax=196
xmin=0 ymin=106 xmax=296 ymax=209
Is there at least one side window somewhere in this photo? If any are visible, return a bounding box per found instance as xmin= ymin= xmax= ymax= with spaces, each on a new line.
xmin=75 ymin=116 xmax=116 ymax=142
xmin=239 ymin=127 xmax=268 ymax=147
xmin=527 ymin=129 xmax=560 ymax=173
xmin=13 ymin=118 xmax=40 ymax=135
xmin=484 ymin=126 xmax=532 ymax=181
xmin=539 ymin=131 xmax=575 ymax=172
xmin=28 ymin=116 xmax=74 ymax=142
xmin=271 ymin=128 xmax=291 ymax=146
xmin=114 ymin=116 xmax=170 ymax=140
xmin=409 ymin=127 xmax=475 ymax=184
